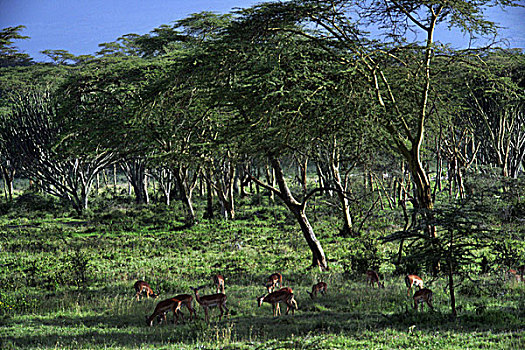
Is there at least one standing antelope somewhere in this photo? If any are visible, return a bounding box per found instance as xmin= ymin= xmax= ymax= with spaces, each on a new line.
xmin=265 ymin=273 xmax=283 ymax=293
xmin=366 ymin=270 xmax=384 ymax=289
xmin=307 ymin=282 xmax=328 ymax=299
xmin=145 ymin=297 xmax=182 ymax=326
xmin=213 ymin=274 xmax=225 ymax=294
xmin=172 ymin=294 xmax=196 ymax=321
xmin=405 ymin=275 xmax=424 ymax=296
xmin=190 ymin=286 xmax=229 ymax=323
xmin=134 ymin=280 xmax=158 ymax=301
xmin=413 ymin=288 xmax=434 ymax=312
xmin=257 ymin=289 xmax=297 ymax=316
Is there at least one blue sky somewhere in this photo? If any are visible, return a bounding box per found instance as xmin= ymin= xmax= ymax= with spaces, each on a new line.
xmin=1 ymin=0 xmax=524 ymax=62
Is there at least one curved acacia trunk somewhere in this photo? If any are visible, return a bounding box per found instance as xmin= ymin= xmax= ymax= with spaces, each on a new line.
xmin=269 ymin=157 xmax=328 ymax=271
xmin=289 ymin=204 xmax=329 ymax=270
xmin=407 ymin=151 xmax=433 ymax=211
xmin=406 ymin=149 xmax=436 ymax=239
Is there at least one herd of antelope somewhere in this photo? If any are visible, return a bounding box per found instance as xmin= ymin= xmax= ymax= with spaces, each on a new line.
xmin=137 ymin=265 xmax=524 ymax=326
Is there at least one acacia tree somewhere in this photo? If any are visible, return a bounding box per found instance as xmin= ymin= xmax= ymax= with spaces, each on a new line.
xmin=55 ymin=57 xmax=156 ymax=205
xmin=0 ymin=25 xmax=32 ymax=67
xmin=211 ymin=18 xmax=365 ymax=270
xmin=235 ymin=0 xmax=520 ymax=230
xmin=135 ymin=13 xmax=235 ymax=225
xmin=0 ymin=88 xmax=113 ymax=213
xmin=462 ymin=51 xmax=525 ymax=178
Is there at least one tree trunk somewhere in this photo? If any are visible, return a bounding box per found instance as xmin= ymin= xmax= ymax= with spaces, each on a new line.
xmin=216 ymin=164 xmax=235 ymax=220
xmin=448 ymin=229 xmax=457 ymax=318
xmin=204 ymin=170 xmax=214 ymax=219
xmin=270 ymin=157 xmax=328 ymax=271
xmin=113 ymin=164 xmax=118 ymax=193
xmin=1 ymin=165 xmax=15 ymax=201
xmin=328 ymin=153 xmax=353 ymax=235
xmin=174 ymin=168 xmax=196 ymax=227
xmin=122 ymin=160 xmax=149 ymax=204
xmin=290 ymin=204 xmax=328 ymax=270
xmin=265 ymin=162 xmax=275 ymax=203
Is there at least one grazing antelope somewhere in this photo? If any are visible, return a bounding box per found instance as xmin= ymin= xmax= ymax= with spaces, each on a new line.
xmin=405 ymin=275 xmax=424 ymax=296
xmin=264 ymin=273 xmax=283 ymax=293
xmin=213 ymin=274 xmax=225 ymax=294
xmin=172 ymin=294 xmax=196 ymax=321
xmin=190 ymin=286 xmax=229 ymax=323
xmin=145 ymin=297 xmax=182 ymax=326
xmin=273 ymin=287 xmax=298 ymax=313
xmin=257 ymin=289 xmax=297 ymax=316
xmin=134 ymin=280 xmax=158 ymax=301
xmin=366 ymin=270 xmax=384 ymax=289
xmin=507 ymin=269 xmax=523 ymax=282
xmin=518 ymin=265 xmax=525 ymax=282
xmin=413 ymin=288 xmax=434 ymax=312
xmin=307 ymin=282 xmax=328 ymax=299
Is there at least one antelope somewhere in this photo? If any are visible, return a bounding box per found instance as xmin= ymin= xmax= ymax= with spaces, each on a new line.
xmin=518 ymin=265 xmax=525 ymax=282
xmin=190 ymin=286 xmax=229 ymax=323
xmin=213 ymin=274 xmax=225 ymax=294
xmin=405 ymin=275 xmax=424 ymax=296
xmin=171 ymin=294 xmax=196 ymax=321
xmin=145 ymin=297 xmax=182 ymax=326
xmin=307 ymin=282 xmax=328 ymax=299
xmin=413 ymin=288 xmax=434 ymax=312
xmin=274 ymin=287 xmax=298 ymax=313
xmin=257 ymin=289 xmax=297 ymax=317
xmin=134 ymin=280 xmax=158 ymax=301
xmin=264 ymin=273 xmax=283 ymax=293
xmin=507 ymin=269 xmax=523 ymax=282
xmin=366 ymin=270 xmax=384 ymax=289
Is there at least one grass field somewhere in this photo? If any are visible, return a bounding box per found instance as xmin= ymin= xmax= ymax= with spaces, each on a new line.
xmin=0 ymin=199 xmax=524 ymax=349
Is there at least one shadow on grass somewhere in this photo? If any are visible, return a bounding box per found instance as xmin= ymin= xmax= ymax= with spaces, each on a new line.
xmin=3 ymin=306 xmax=523 ymax=349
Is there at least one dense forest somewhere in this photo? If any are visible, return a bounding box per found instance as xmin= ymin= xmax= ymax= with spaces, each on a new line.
xmin=0 ymin=1 xmax=524 ymax=349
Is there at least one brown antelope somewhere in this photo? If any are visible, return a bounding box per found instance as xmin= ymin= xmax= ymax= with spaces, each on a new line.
xmin=257 ymin=289 xmax=297 ymax=316
xmin=190 ymin=286 xmax=229 ymax=323
xmin=274 ymin=287 xmax=298 ymax=313
xmin=518 ymin=265 xmax=525 ymax=282
xmin=213 ymin=274 xmax=225 ymax=294
xmin=307 ymin=282 xmax=328 ymax=299
xmin=264 ymin=273 xmax=283 ymax=293
xmin=145 ymin=297 xmax=182 ymax=326
xmin=366 ymin=270 xmax=384 ymax=289
xmin=405 ymin=275 xmax=424 ymax=296
xmin=172 ymin=294 xmax=196 ymax=321
xmin=134 ymin=280 xmax=158 ymax=301
xmin=413 ymin=288 xmax=434 ymax=312
xmin=507 ymin=269 xmax=523 ymax=282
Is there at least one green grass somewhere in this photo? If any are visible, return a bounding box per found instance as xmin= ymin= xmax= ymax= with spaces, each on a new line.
xmin=0 ymin=204 xmax=524 ymax=349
